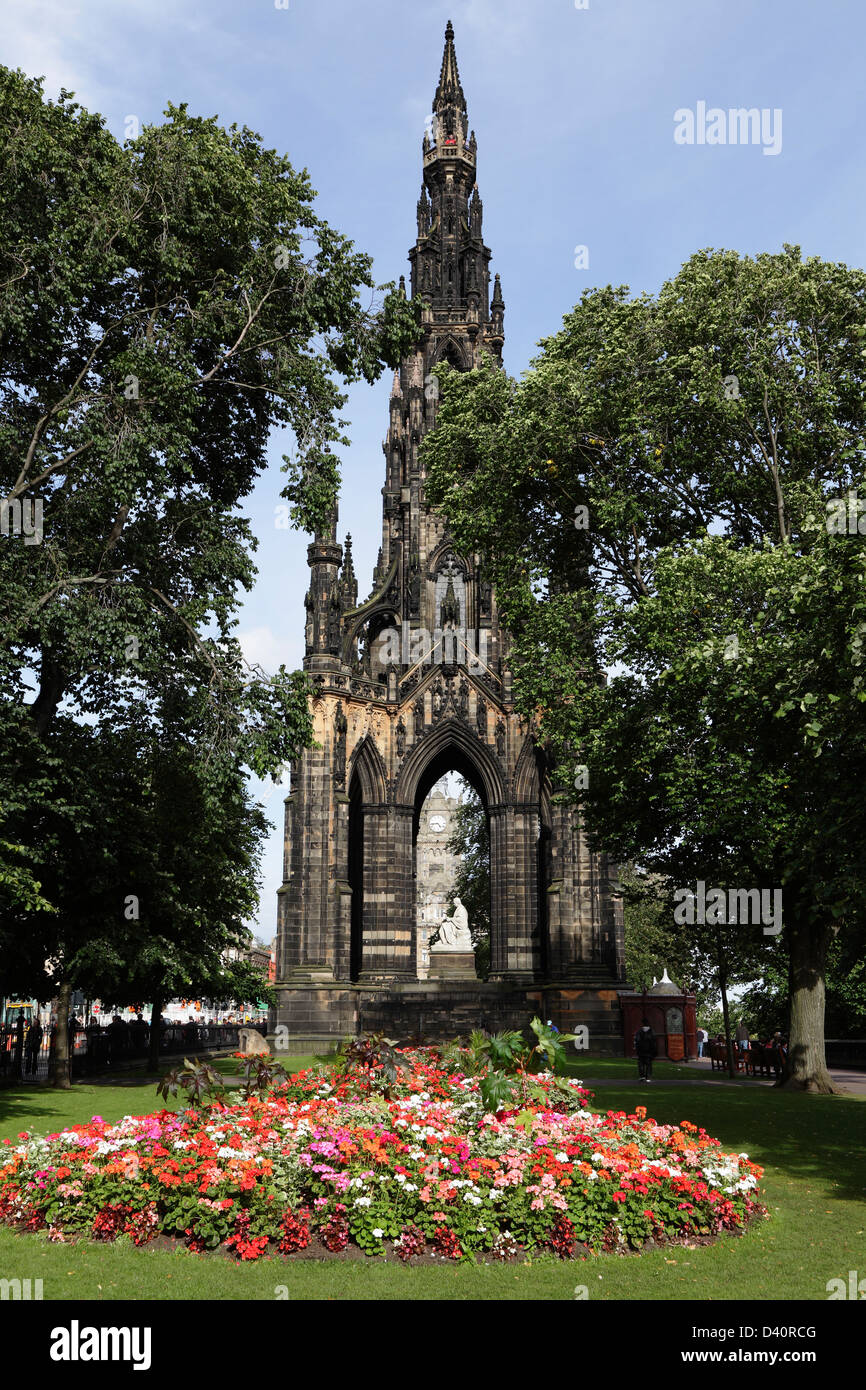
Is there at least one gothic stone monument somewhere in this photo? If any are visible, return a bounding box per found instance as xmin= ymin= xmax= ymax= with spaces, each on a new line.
xmin=273 ymin=21 xmax=626 ymax=1051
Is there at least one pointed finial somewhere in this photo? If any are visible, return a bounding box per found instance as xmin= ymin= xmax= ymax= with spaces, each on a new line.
xmin=434 ymin=17 xmax=465 ymax=117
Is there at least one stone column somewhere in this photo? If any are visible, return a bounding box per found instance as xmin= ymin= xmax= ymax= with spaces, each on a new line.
xmin=356 ymin=805 xmax=416 ymax=981
xmin=488 ymin=804 xmax=537 ymax=982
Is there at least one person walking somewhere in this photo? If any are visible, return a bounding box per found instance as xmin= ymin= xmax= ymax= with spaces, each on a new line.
xmin=736 ymin=1020 xmax=750 ymax=1053
xmin=24 ymin=1018 xmax=43 ymax=1076
xmin=696 ymin=1026 xmax=708 ymax=1059
xmin=634 ymin=1019 xmax=658 ymax=1082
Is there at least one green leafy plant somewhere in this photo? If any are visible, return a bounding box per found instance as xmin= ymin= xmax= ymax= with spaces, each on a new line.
xmin=238 ymin=1054 xmax=288 ymax=1100
xmin=332 ymin=1033 xmax=412 ymax=1093
xmin=156 ymin=1057 xmax=225 ymax=1109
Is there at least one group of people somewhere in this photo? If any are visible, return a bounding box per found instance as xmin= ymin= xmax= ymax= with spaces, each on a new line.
xmin=3 ymin=1010 xmax=269 ymax=1082
xmin=695 ymin=1022 xmax=789 ymax=1076
xmin=635 ymin=1018 xmax=789 ymax=1081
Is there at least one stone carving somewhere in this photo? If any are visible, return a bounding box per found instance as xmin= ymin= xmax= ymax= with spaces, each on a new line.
xmin=430 ymin=896 xmax=472 ymax=952
xmin=476 ymin=697 xmax=486 ymax=738
xmin=414 ymin=698 xmax=425 ymax=738
xmin=495 ymin=718 xmax=506 ymax=758
xmin=440 ymin=571 xmax=461 ymax=629
xmin=395 ymin=717 xmax=407 ymax=757
xmin=458 ymin=676 xmax=470 ymax=720
xmin=333 ymin=701 xmax=347 ymax=786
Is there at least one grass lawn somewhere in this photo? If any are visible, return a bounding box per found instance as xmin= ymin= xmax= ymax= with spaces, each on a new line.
xmin=0 ymin=1056 xmax=863 ymax=1301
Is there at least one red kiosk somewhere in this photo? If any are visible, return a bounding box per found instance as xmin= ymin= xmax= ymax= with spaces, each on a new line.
xmin=619 ymin=969 xmax=697 ymax=1061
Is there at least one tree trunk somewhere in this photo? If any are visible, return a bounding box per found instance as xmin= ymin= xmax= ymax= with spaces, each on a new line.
xmin=715 ymin=928 xmax=736 ymax=1079
xmin=780 ymin=920 xmax=842 ymax=1093
xmin=149 ymin=994 xmax=163 ymax=1072
xmin=50 ymin=981 xmax=72 ymax=1089
xmin=30 ymin=652 xmax=66 ymax=738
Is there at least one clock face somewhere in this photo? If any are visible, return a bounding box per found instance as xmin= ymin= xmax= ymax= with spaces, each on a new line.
xmin=429 ymin=814 xmax=446 ymax=833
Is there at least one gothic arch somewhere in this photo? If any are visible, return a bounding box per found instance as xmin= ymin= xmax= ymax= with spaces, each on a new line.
xmin=348 ymin=733 xmax=388 ymax=804
xmin=513 ymin=735 xmax=542 ymax=804
xmin=426 ymin=540 xmax=471 ymax=580
xmin=395 ymin=716 xmax=506 ymax=810
xmin=433 ymin=336 xmax=469 ymax=372
xmin=341 ymin=608 xmax=401 ymax=675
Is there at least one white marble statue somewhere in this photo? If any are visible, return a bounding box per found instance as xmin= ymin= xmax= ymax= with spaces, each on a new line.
xmin=431 ymin=896 xmax=473 ymax=952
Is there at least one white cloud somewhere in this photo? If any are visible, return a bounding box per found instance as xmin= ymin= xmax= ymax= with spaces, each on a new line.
xmin=238 ymin=625 xmax=287 ymax=674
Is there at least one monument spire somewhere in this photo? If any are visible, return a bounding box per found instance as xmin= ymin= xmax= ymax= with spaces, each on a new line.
xmin=274 ymin=21 xmax=623 ymax=1054
xmin=433 ymin=19 xmax=467 ymax=136
xmin=410 ymin=20 xmax=500 ymax=348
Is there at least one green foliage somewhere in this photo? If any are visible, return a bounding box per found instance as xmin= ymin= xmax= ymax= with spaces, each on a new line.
xmin=156 ymin=1057 xmax=226 ymax=1109
xmin=0 ymin=716 xmax=274 ymax=1011
xmin=238 ymin=1054 xmax=289 ymax=1100
xmin=460 ymin=1019 xmax=582 ymax=1113
xmin=0 ymin=66 xmax=417 ymax=1008
xmin=423 ymin=246 xmax=866 ymax=1082
xmin=478 ymin=1070 xmax=519 ymax=1113
xmin=333 ymin=1033 xmax=412 ymax=1092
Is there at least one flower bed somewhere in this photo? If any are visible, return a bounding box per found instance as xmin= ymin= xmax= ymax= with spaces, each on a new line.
xmin=0 ymin=1049 xmax=765 ymax=1261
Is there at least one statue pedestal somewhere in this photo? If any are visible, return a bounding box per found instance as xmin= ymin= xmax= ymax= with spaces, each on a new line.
xmin=427 ymin=950 xmax=476 ymax=980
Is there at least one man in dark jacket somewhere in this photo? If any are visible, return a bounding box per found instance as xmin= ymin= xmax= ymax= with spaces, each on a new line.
xmin=634 ymin=1019 xmax=658 ymax=1082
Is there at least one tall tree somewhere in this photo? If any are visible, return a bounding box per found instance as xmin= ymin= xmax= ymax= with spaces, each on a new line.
xmin=0 ymin=712 xmax=275 ymax=1083
xmin=0 ymin=66 xmax=418 ymax=894
xmin=425 ymin=246 xmax=866 ymax=1092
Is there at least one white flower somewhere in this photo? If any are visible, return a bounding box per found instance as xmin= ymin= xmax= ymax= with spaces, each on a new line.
xmin=555 ymin=1151 xmax=569 ymax=1164
xmin=372 ymin=1228 xmax=384 ymax=1238
xmin=353 ymin=1196 xmax=372 ymax=1207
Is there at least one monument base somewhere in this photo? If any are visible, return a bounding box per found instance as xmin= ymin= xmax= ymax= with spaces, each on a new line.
xmin=272 ymin=978 xmax=627 ymax=1053
xmin=426 ymin=950 xmax=477 ymax=980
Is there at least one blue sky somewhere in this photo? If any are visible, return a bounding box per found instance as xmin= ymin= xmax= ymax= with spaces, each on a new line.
xmin=7 ymin=0 xmax=865 ymax=939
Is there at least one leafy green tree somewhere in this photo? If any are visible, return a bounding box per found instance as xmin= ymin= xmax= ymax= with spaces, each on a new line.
xmin=0 ymin=65 xmax=417 ymax=899
xmin=425 ymin=246 xmax=866 ymax=1092
xmin=621 ymin=863 xmax=775 ymax=1075
xmin=740 ymin=933 xmax=866 ymax=1042
xmin=0 ymin=711 xmax=275 ymax=1083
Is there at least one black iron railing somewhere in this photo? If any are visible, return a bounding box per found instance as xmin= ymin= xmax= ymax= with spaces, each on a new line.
xmin=0 ymin=1021 xmax=265 ymax=1085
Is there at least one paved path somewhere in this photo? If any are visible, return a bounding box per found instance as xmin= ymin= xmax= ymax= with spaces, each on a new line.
xmin=583 ymin=1059 xmax=866 ymax=1095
